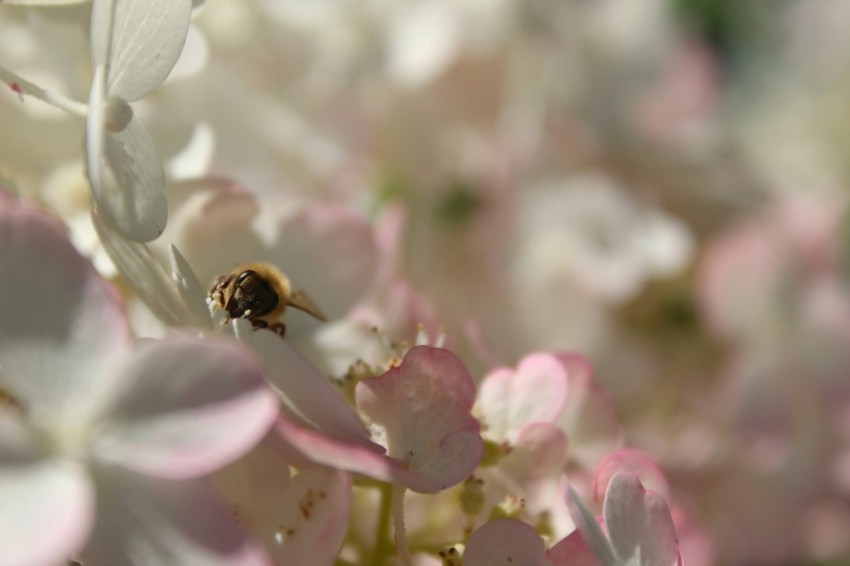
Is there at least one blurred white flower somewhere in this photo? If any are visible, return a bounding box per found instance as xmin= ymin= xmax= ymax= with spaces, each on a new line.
xmin=0 ymin=194 xmax=278 ymax=566
xmin=514 ymin=174 xmax=693 ymax=303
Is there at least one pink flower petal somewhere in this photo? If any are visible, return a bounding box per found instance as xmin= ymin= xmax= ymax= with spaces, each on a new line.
xmin=0 ymin=198 xmax=131 ymax=422
xmin=546 ymin=529 xmax=602 ymax=566
xmin=478 ymin=353 xmax=570 ymax=443
xmin=356 ymin=346 xmax=483 ymax=491
xmin=464 ymin=519 xmax=546 ymax=566
xmin=235 ymin=321 xmax=378 ymax=450
xmin=92 ymin=336 xmax=278 ymax=479
xmin=274 ymin=415 xmax=466 ymax=493
xmin=0 ymin=415 xmax=94 ymax=566
xmin=216 ymin=436 xmax=351 ymax=566
xmin=82 ymin=471 xmax=271 ymax=566
xmin=593 ymin=450 xmax=670 ymax=503
xmin=603 ymin=472 xmax=681 ymax=566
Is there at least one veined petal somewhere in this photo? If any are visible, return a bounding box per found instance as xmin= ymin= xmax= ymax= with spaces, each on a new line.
xmin=0 ymin=414 xmax=94 ymax=566
xmin=91 ymin=336 xmax=278 ymax=479
xmin=89 ymin=118 xmax=167 ymax=243
xmin=83 ymin=469 xmax=271 ymax=566
xmin=93 ymin=211 xmax=193 ymax=326
xmin=567 ymin=484 xmax=617 ymax=566
xmin=464 ymin=519 xmax=546 ymax=566
xmin=0 ymin=197 xmax=131 ymax=423
xmin=91 ymin=0 xmax=193 ymax=101
xmin=356 ymin=346 xmax=483 ymax=491
xmin=478 ymin=353 xmax=570 ymax=443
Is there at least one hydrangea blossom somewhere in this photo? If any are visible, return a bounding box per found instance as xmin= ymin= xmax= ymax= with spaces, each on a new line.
xmin=0 ymin=194 xmax=278 ymax=565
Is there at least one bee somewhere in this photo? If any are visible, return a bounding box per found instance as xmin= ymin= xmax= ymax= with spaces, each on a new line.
xmin=207 ymin=262 xmax=327 ymax=337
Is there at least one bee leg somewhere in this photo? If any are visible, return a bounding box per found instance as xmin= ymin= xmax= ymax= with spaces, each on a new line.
xmin=250 ymin=319 xmax=286 ymax=338
xmin=267 ymin=322 xmax=287 ymax=337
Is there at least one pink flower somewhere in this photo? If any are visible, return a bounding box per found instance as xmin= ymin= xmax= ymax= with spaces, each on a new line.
xmin=0 ymin=195 xmax=278 ymax=566
xmin=275 ymin=346 xmax=483 ymax=493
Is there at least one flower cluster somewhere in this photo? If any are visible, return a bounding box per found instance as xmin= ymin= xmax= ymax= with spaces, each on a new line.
xmin=3 ymin=1 xmax=850 ymax=565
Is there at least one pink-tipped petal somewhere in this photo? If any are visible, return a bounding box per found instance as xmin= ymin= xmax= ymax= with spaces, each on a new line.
xmin=594 ymin=450 xmax=670 ymax=503
xmin=0 ymin=415 xmax=94 ymax=566
xmin=464 ymin=519 xmax=546 ymax=566
xmin=83 ymin=470 xmax=271 ymax=566
xmin=478 ymin=353 xmax=570 ymax=443
xmin=566 ymin=484 xmax=617 ymax=566
xmin=603 ymin=472 xmax=681 ymax=566
xmin=0 ymin=198 xmax=131 ymax=423
xmin=235 ymin=322 xmax=377 ymax=449
xmin=92 ymin=337 xmax=278 ymax=479
xmin=274 ymin=416 xmax=466 ymax=493
xmin=356 ymin=346 xmax=483 ymax=491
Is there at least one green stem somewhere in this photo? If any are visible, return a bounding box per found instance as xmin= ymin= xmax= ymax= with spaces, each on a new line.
xmin=368 ymin=482 xmax=394 ymax=566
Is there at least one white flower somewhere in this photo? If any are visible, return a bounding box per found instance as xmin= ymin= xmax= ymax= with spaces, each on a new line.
xmin=0 ymin=194 xmax=278 ymax=566
xmin=86 ymin=0 xmax=194 ymax=242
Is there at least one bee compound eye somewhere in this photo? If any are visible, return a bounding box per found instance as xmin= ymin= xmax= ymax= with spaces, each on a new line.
xmin=236 ymin=270 xmax=258 ymax=286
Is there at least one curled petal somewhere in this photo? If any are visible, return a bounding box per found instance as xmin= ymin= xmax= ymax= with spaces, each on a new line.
xmin=92 ymin=337 xmax=278 ymax=479
xmin=234 ymin=321 xmax=376 ymax=449
xmin=603 ymin=472 xmax=681 ymax=566
xmin=464 ymin=519 xmax=546 ymax=566
xmin=88 ymin=117 xmax=167 ymax=243
xmin=566 ymin=483 xmax=617 ymax=566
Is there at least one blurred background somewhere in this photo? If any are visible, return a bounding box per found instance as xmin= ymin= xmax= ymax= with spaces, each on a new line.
xmin=3 ymin=0 xmax=850 ymax=564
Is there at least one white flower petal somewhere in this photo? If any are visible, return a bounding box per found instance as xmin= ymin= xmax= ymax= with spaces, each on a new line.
xmin=0 ymin=198 xmax=131 ymax=423
xmin=83 ymin=469 xmax=270 ymax=566
xmin=0 ymin=414 xmax=94 ymax=566
xmin=92 ymin=337 xmax=278 ymax=479
xmin=91 ymin=0 xmax=193 ymax=101
xmin=93 ymin=211 xmax=193 ymax=326
xmin=170 ymin=244 xmax=213 ymax=329
xmin=89 ymin=118 xmax=167 ymax=242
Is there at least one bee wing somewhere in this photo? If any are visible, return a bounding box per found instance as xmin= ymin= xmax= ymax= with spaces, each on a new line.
xmin=287 ymin=289 xmax=328 ymax=322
